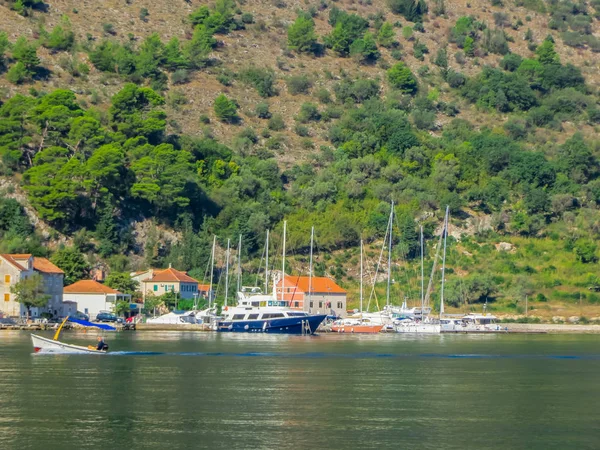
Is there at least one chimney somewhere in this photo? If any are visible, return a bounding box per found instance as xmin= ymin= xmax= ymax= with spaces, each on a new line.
xmin=169 ymin=263 xmax=172 ymax=269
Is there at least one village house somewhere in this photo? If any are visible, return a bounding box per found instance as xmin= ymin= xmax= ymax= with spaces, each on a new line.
xmin=0 ymin=254 xmax=71 ymax=318
xmin=135 ymin=265 xmax=200 ymax=301
xmin=63 ymin=280 xmax=134 ymax=320
xmin=275 ymin=275 xmax=347 ymax=317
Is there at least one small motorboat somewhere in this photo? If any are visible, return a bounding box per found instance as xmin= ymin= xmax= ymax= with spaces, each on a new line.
xmin=31 ymin=316 xmax=116 ymax=354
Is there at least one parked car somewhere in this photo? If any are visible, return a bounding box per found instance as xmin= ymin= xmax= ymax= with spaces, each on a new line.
xmin=95 ymin=312 xmax=118 ymax=323
xmin=0 ymin=317 xmax=17 ymax=325
xmin=71 ymin=311 xmax=90 ymax=321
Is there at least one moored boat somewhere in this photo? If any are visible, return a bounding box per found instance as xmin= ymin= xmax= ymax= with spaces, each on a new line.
xmin=218 ymin=287 xmax=327 ymax=334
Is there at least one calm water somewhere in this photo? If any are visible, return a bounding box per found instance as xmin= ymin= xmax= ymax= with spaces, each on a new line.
xmin=0 ymin=331 xmax=599 ymax=450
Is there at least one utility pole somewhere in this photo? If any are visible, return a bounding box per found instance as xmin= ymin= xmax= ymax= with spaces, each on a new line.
xmin=225 ymin=238 xmax=230 ymax=308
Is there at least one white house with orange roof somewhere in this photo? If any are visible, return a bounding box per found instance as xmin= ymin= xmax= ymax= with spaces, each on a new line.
xmin=63 ymin=280 xmax=133 ymax=320
xmin=275 ymin=275 xmax=347 ymax=317
xmin=0 ymin=253 xmax=73 ymax=318
xmin=137 ymin=265 xmax=200 ymax=300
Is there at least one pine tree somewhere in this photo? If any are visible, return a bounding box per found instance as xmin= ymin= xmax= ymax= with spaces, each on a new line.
xmin=213 ymin=94 xmax=237 ymax=122
xmin=377 ymin=22 xmax=396 ymax=48
xmin=287 ymin=16 xmax=318 ymax=53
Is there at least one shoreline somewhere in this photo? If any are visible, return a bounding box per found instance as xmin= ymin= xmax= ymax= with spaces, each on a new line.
xmin=4 ymin=323 xmax=600 ymax=334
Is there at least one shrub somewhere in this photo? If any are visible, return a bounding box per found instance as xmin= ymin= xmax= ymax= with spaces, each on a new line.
xmin=387 ymin=0 xmax=428 ymax=22
xmin=294 ymin=124 xmax=310 ymax=136
xmin=412 ymin=109 xmax=436 ymax=130
xmin=387 ymin=62 xmax=418 ymax=94
xmin=316 ymin=88 xmax=331 ymax=104
xmin=268 ymin=114 xmax=285 ymax=130
xmin=102 ymin=23 xmax=116 ymax=35
xmin=217 ymin=74 xmax=232 ymax=86
xmin=297 ymin=102 xmax=320 ymax=122
xmin=213 ymin=94 xmax=237 ymax=122
xmin=238 ymin=66 xmax=277 ymax=97
xmin=255 ymin=102 xmax=271 ymax=119
xmin=241 ymin=13 xmax=254 ymax=24
xmin=139 ymin=7 xmax=149 ymax=21
xmin=171 ymin=69 xmax=190 ymax=85
xmin=500 ymin=53 xmax=523 ymax=71
xmin=287 ymin=75 xmax=312 ymax=95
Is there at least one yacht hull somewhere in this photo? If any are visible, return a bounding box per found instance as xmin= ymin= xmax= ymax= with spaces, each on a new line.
xmin=331 ymin=324 xmax=383 ymax=333
xmin=217 ymin=314 xmax=327 ymax=334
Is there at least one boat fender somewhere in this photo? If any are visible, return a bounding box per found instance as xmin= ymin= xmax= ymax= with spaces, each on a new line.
xmin=224 ymin=307 xmax=228 ymax=311
xmin=244 ymin=324 xmax=249 ymax=330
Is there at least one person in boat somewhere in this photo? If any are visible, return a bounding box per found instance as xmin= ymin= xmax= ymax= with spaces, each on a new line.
xmin=88 ymin=336 xmax=109 ymax=351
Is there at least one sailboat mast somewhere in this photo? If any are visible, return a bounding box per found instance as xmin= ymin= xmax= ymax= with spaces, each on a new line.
xmin=360 ymin=239 xmax=364 ymax=315
xmin=440 ymin=206 xmax=449 ymax=317
xmin=265 ymin=229 xmax=269 ymax=294
xmin=209 ymin=235 xmax=216 ymax=309
xmin=309 ymin=225 xmax=314 ymax=309
xmin=281 ymin=221 xmax=287 ymax=302
xmin=420 ymin=225 xmax=424 ymax=317
xmin=224 ymin=238 xmax=230 ymax=307
xmin=386 ymin=201 xmax=394 ymax=308
xmin=236 ymin=234 xmax=242 ymax=293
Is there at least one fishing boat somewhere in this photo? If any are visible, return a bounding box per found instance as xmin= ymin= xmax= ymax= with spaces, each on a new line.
xmin=217 ymin=222 xmax=327 ymax=334
xmin=332 ymin=240 xmax=383 ymax=333
xmin=31 ymin=316 xmax=116 ymax=354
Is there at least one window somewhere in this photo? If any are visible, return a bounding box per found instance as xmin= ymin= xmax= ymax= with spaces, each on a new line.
xmin=262 ymin=313 xmax=284 ymax=319
xmin=337 ymin=302 xmax=343 ymax=309
xmin=318 ymin=302 xmax=323 ymax=308
xmin=3 ymin=293 xmax=9 ymax=302
xmin=294 ymin=301 xmax=299 ymax=308
xmin=309 ymin=302 xmax=313 ymax=308
xmin=232 ymin=314 xmax=246 ymax=320
xmin=4 ymin=274 xmax=10 ymax=284
xmin=248 ymin=314 xmax=259 ymax=320
xmin=153 ymin=285 xmax=158 ymax=292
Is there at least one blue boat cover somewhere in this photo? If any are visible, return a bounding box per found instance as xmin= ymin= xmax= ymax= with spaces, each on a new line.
xmin=68 ymin=317 xmax=116 ymax=331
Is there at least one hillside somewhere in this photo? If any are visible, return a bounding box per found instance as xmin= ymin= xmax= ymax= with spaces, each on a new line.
xmin=1 ymin=0 xmax=600 ymax=320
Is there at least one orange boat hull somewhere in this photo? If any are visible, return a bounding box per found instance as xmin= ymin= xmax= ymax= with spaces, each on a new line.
xmin=331 ymin=324 xmax=383 ymax=333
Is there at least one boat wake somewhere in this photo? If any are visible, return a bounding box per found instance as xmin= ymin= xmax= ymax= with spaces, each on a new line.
xmin=33 ymin=351 xmax=600 ymax=359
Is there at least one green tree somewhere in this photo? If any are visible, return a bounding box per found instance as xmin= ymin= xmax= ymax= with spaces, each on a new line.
xmin=163 ymin=37 xmax=190 ymax=71
xmin=185 ymin=25 xmax=216 ymax=69
xmin=574 ymin=239 xmax=597 ymax=264
xmin=95 ymin=204 xmax=120 ymax=257
xmin=287 ymin=16 xmax=318 ymax=53
xmin=0 ymin=32 xmax=9 ymax=67
xmin=44 ymin=17 xmax=75 ymax=52
xmin=105 ymin=272 xmax=138 ymax=294
xmin=349 ymin=32 xmax=380 ymax=64
xmin=377 ymin=22 xmax=396 ymax=48
xmin=12 ymin=37 xmax=40 ymax=72
xmin=51 ymin=247 xmax=90 ymax=285
xmin=387 ymin=0 xmax=428 ymax=22
xmin=387 ymin=62 xmax=418 ymax=94
xmin=213 ymin=94 xmax=237 ymax=122
xmin=10 ymin=273 xmax=50 ymax=319
xmin=536 ymin=37 xmax=559 ymax=65
xmin=434 ymin=47 xmax=448 ymax=69
xmin=6 ymin=62 xmax=28 ymax=84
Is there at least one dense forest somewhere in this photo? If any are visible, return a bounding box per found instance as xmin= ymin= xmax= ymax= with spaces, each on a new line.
xmin=1 ymin=0 xmax=600 ymax=319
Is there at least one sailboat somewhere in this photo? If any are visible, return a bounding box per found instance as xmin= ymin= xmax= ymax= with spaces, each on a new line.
xmin=394 ymin=209 xmax=448 ymax=334
xmin=331 ymin=240 xmax=384 ymax=333
xmin=31 ymin=316 xmax=116 ymax=354
xmin=218 ymin=222 xmax=328 ymax=334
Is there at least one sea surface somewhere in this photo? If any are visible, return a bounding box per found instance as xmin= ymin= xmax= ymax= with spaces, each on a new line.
xmin=0 ymin=331 xmax=599 ymax=450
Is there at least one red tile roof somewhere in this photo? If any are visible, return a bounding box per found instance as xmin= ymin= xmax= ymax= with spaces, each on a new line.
xmin=33 ymin=257 xmax=64 ymax=274
xmin=64 ymin=280 xmax=122 ymax=294
xmin=143 ymin=268 xmax=199 ymax=283
xmin=0 ymin=254 xmax=30 ymax=271
xmin=198 ymin=284 xmax=211 ymax=291
xmin=277 ymin=275 xmax=346 ymax=294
